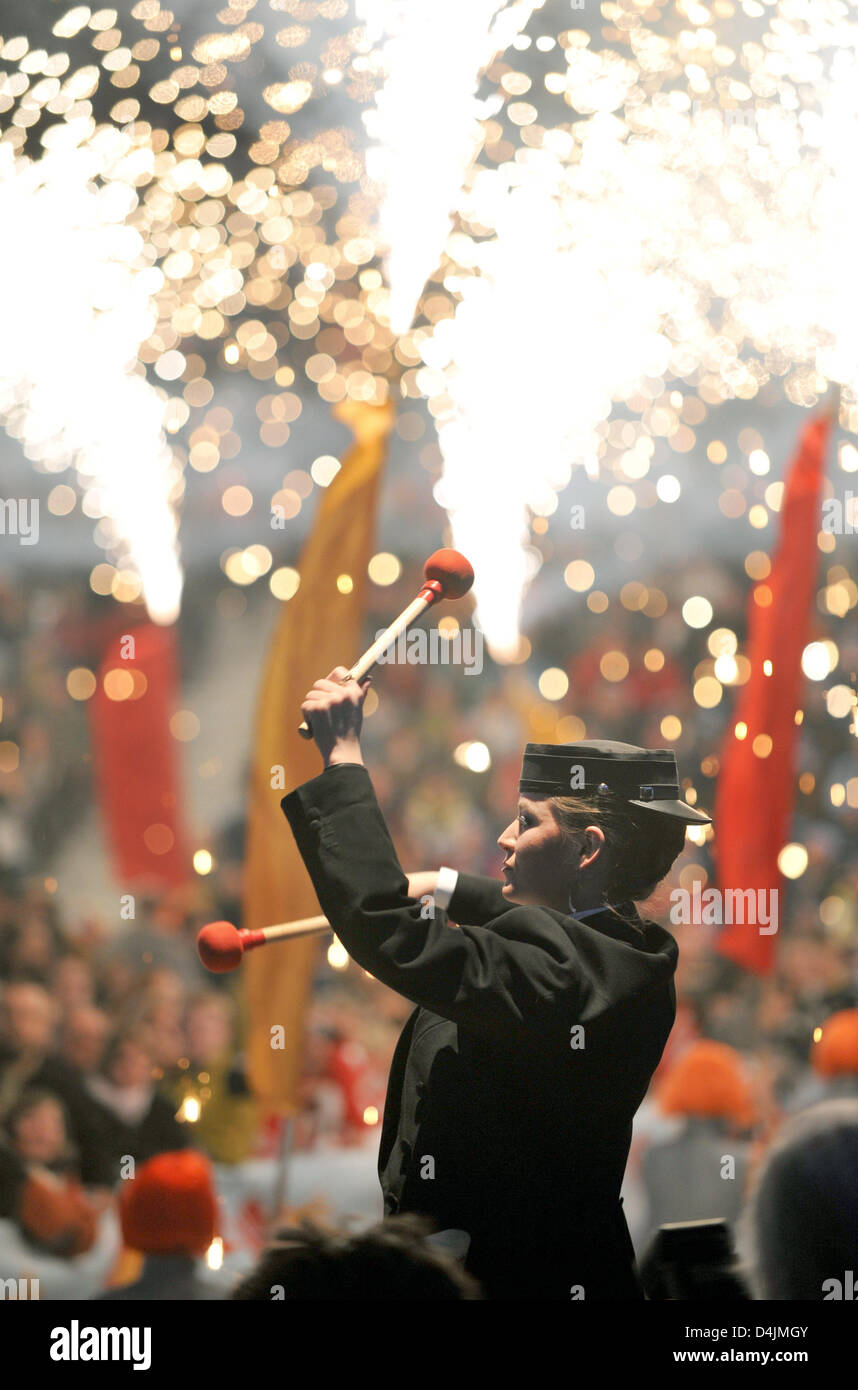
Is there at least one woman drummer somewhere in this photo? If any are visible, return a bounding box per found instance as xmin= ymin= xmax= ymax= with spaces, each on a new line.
xmin=283 ymin=668 xmax=711 ymax=1300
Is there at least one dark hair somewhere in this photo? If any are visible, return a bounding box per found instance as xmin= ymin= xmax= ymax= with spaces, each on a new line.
xmin=231 ymin=1214 xmax=482 ymax=1300
xmin=742 ymin=1099 xmax=858 ymax=1299
xmin=3 ymin=1087 xmax=68 ymax=1138
xmin=99 ymin=1028 xmax=152 ymax=1080
xmin=548 ymin=791 xmax=687 ymax=919
xmin=1 ymin=1087 xmax=78 ymax=1173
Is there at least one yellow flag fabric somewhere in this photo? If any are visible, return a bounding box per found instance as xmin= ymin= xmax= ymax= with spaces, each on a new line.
xmin=242 ymin=398 xmax=395 ymax=1110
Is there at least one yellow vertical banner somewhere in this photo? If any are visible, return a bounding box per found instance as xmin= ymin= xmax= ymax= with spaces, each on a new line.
xmin=242 ymin=398 xmax=395 ymax=1110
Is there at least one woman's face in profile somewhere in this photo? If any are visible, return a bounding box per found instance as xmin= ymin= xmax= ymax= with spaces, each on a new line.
xmin=497 ymin=797 xmax=605 ymax=914
xmin=497 ymin=797 xmax=570 ymax=910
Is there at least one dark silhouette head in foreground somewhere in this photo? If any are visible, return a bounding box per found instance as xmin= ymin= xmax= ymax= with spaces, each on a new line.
xmin=741 ymin=1098 xmax=858 ymax=1300
xmin=232 ymin=1215 xmax=482 ymax=1300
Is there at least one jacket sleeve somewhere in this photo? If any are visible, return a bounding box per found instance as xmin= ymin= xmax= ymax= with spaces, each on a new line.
xmin=280 ymin=763 xmax=586 ymax=1044
xmin=446 ymin=872 xmax=516 ymax=927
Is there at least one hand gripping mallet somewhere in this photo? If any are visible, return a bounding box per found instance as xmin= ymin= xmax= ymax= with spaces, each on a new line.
xmin=297 ymin=547 xmax=474 ymax=739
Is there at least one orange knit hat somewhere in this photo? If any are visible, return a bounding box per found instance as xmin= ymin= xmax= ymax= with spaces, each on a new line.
xmin=120 ymin=1150 xmax=217 ymax=1256
xmin=658 ymin=1040 xmax=755 ymax=1126
xmin=811 ymin=1009 xmax=858 ymax=1078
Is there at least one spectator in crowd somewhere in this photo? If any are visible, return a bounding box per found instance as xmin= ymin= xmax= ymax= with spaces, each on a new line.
xmin=1 ymin=1090 xmax=96 ymax=1258
xmin=785 ymin=1008 xmax=858 ymax=1111
xmin=7 ymin=1088 xmax=77 ymax=1174
xmin=231 ymin=1214 xmax=481 ymax=1300
xmin=51 ymin=953 xmax=96 ymax=1017
xmin=164 ymin=992 xmax=258 ymax=1165
xmin=1 ymin=902 xmax=63 ymax=981
xmin=97 ymin=1149 xmax=222 ymax=1301
xmin=128 ymin=969 xmax=188 ymax=1073
xmin=640 ymin=1040 xmax=754 ymax=1245
xmin=0 ymin=980 xmax=83 ymax=1120
xmin=740 ymin=1099 xmax=858 ymax=1299
xmin=60 ymin=1006 xmax=110 ymax=1081
xmin=74 ymin=1031 xmax=189 ymax=1187
xmin=813 ymin=1009 xmax=858 ymax=1098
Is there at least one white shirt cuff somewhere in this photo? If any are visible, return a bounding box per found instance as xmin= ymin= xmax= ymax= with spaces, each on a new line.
xmin=434 ymin=866 xmax=459 ymax=910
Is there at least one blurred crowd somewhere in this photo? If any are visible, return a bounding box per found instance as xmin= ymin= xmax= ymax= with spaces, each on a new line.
xmin=0 ymin=540 xmax=856 ymax=1297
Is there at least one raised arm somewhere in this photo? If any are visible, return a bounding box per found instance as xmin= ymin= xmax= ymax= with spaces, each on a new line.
xmin=282 ymin=763 xmax=586 ymax=1045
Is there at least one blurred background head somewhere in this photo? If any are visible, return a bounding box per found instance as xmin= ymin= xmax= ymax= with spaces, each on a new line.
xmin=0 ymin=980 xmax=57 ymax=1057
xmin=100 ymin=1031 xmax=155 ymax=1092
xmin=50 ymin=954 xmax=95 ymax=1014
xmin=60 ymin=1005 xmax=109 ymax=1076
xmin=119 ymin=1149 xmax=217 ymax=1258
xmin=811 ymin=1009 xmax=858 ymax=1084
xmin=742 ymin=1098 xmax=858 ymax=1299
xmin=658 ymin=1039 xmax=755 ymax=1129
xmin=185 ymin=993 xmax=235 ymax=1065
xmin=4 ymin=1088 xmax=72 ymax=1169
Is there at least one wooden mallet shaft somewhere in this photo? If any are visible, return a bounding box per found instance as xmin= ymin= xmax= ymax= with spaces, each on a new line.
xmin=254 ymin=914 xmax=331 ymax=942
xmin=297 ymin=586 xmax=440 ymax=738
xmin=297 ymin=547 xmax=474 ymax=740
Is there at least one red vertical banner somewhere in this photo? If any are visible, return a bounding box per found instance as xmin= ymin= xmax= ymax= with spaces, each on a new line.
xmin=90 ymin=622 xmax=189 ymax=888
xmin=713 ymin=413 xmax=831 ymax=974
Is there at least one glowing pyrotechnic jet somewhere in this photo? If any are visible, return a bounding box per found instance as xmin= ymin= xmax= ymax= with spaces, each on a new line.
xmin=408 ymin=1 xmax=858 ymax=657
xmin=0 ymin=122 xmax=183 ymax=625
xmin=429 ymin=164 xmax=673 ymax=659
xmin=358 ymin=0 xmax=542 ymax=335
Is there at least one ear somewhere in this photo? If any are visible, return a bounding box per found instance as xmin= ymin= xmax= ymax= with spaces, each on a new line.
xmin=579 ymin=825 xmax=606 ymax=868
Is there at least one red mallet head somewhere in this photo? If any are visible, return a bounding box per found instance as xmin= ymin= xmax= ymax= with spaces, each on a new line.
xmin=423 ymin=548 xmax=474 ymax=601
xmin=197 ymin=920 xmax=244 ymax=974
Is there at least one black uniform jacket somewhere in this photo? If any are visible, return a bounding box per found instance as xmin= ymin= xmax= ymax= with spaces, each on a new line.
xmin=282 ymin=763 xmax=678 ymax=1300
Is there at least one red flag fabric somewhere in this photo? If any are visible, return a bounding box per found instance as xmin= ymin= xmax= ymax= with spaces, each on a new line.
xmin=90 ymin=622 xmax=189 ymax=888
xmin=713 ymin=413 xmax=831 ymax=973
